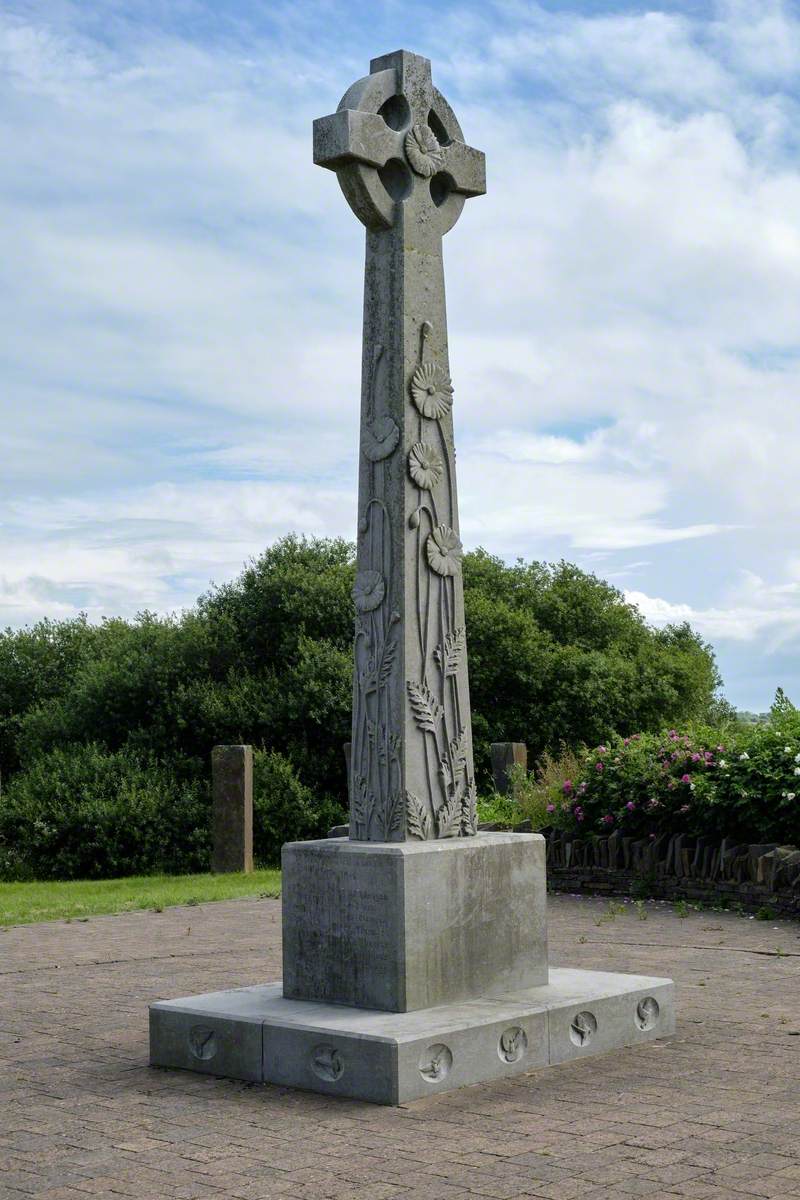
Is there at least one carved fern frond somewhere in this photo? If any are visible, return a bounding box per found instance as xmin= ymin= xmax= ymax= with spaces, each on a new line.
xmin=461 ymin=777 xmax=478 ymax=836
xmin=439 ymin=756 xmax=453 ymax=792
xmin=449 ymin=727 xmax=468 ymax=778
xmin=437 ymin=792 xmax=461 ymax=839
xmin=352 ymin=774 xmax=369 ymax=839
xmin=406 ymin=791 xmax=433 ymax=840
xmin=434 ymin=626 xmax=465 ymax=676
xmin=385 ymin=790 xmax=404 ymax=837
xmin=406 ymin=680 xmax=443 ymax=732
xmin=379 ymin=636 xmax=397 ymax=685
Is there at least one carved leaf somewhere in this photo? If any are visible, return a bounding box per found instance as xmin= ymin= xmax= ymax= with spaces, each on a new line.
xmin=434 ymin=626 xmax=466 ymax=676
xmin=437 ymin=793 xmax=461 ymax=839
xmin=379 ymin=636 xmax=397 ymax=685
xmin=352 ymin=775 xmax=369 ymax=839
xmin=449 ymin=727 xmax=468 ymax=778
xmin=406 ymin=791 xmax=433 ymax=840
xmin=439 ymin=756 xmax=453 ymax=792
xmin=461 ymin=777 xmax=478 ymax=836
xmin=385 ymin=791 xmax=404 ymax=837
xmin=406 ymin=680 xmax=443 ymax=732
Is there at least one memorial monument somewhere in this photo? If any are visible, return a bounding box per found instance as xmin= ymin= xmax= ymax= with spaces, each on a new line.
xmin=149 ymin=50 xmax=675 ymax=1104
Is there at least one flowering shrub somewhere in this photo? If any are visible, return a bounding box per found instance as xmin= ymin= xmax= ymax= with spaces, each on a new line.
xmin=525 ymin=711 xmax=800 ymax=845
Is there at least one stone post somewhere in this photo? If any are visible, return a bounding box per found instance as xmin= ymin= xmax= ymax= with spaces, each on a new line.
xmin=491 ymin=742 xmax=528 ymax=796
xmin=211 ymin=745 xmax=253 ymax=874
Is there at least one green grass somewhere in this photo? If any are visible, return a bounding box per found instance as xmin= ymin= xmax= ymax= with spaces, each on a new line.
xmin=0 ymin=869 xmax=282 ymax=927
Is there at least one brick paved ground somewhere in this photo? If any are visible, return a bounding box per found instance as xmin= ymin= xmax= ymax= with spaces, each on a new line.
xmin=2 ymin=893 xmax=800 ymax=1200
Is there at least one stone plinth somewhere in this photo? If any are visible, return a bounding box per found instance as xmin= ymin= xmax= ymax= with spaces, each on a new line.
xmin=282 ymin=833 xmax=548 ymax=1012
xmin=150 ymin=969 xmax=675 ymax=1105
xmin=211 ymin=745 xmax=253 ymax=874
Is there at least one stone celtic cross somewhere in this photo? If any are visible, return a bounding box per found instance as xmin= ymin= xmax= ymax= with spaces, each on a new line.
xmin=314 ymin=50 xmax=486 ymax=842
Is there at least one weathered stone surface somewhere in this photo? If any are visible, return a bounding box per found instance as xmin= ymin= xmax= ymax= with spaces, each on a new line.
xmin=211 ymin=745 xmax=253 ymax=874
xmin=490 ymin=742 xmax=527 ymax=794
xmin=315 ymin=50 xmax=485 ymax=842
xmin=281 ymin=833 xmax=548 ymax=1012
xmin=149 ymin=968 xmax=675 ymax=1104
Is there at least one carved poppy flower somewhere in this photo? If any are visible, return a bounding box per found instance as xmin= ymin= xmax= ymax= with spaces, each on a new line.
xmin=352 ymin=569 xmax=385 ymax=612
xmin=408 ymin=442 xmax=444 ymax=490
xmin=426 ymin=525 xmax=463 ymax=576
xmin=362 ymin=415 xmax=400 ymax=462
xmin=410 ymin=362 xmax=453 ymax=419
xmin=404 ymin=123 xmax=444 ymax=177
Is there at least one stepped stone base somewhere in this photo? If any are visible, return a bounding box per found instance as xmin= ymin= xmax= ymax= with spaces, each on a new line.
xmin=149 ymin=968 xmax=675 ymax=1105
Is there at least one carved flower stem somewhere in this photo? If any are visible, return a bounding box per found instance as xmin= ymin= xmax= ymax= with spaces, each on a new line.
xmin=365 ymin=343 xmax=384 ymax=513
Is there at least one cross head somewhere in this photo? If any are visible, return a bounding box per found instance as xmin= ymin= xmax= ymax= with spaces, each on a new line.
xmin=313 ymin=50 xmax=486 ymax=235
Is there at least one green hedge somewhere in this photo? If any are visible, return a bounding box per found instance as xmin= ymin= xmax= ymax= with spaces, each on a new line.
xmin=0 ymin=744 xmax=210 ymax=881
xmin=0 ymin=744 xmax=345 ymax=881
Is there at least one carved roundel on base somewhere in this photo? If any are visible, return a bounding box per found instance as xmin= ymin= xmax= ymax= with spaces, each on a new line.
xmin=635 ymin=996 xmax=660 ymax=1031
xmin=188 ymin=1025 xmax=217 ymax=1061
xmin=311 ymin=1043 xmax=344 ymax=1081
xmin=498 ymin=1026 xmax=527 ymax=1064
xmin=569 ymin=1010 xmax=597 ymax=1047
xmin=418 ymin=1042 xmax=453 ymax=1082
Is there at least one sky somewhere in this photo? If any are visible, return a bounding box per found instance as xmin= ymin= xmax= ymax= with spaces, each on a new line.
xmin=1 ymin=0 xmax=799 ymax=712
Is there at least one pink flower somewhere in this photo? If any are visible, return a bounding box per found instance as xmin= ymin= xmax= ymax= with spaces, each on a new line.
xmin=680 ymin=773 xmax=691 ymax=784
xmin=649 ymin=833 xmax=656 ymax=839
xmin=595 ymin=762 xmax=604 ymax=772
xmin=576 ymin=812 xmax=585 ymax=822
xmin=678 ymin=804 xmax=690 ymax=813
xmin=598 ymin=745 xmax=607 ymax=753
xmin=623 ymin=738 xmax=630 ymax=747
xmin=625 ymin=801 xmax=636 ymax=811
xmin=563 ymin=779 xmax=573 ymax=794
xmin=691 ymin=753 xmax=701 ymax=762
xmin=546 ymin=804 xmax=555 ymax=813
xmin=647 ymin=799 xmax=661 ymax=810
xmin=632 ymin=734 xmax=641 ymax=741
xmin=602 ymin=814 xmax=614 ymax=825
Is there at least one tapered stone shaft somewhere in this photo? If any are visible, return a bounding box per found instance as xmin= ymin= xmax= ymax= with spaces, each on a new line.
xmin=314 ymin=50 xmax=485 ymax=841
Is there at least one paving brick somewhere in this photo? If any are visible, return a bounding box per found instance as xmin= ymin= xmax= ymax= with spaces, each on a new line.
xmin=1 ymin=895 xmax=798 ymax=1200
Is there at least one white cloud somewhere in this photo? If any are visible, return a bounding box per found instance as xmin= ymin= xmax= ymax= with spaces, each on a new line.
xmin=627 ymin=566 xmax=800 ymax=646
xmin=0 ymin=0 xmax=798 ymax=708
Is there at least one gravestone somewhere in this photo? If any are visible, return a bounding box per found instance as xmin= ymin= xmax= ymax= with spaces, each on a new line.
xmin=149 ymin=50 xmax=675 ymax=1103
xmin=211 ymin=745 xmax=253 ymax=874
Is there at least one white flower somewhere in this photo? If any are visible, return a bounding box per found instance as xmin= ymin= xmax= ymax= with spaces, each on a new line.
xmin=788 ymin=793 xmax=796 ymax=801
xmin=718 ymin=760 xmax=727 ymax=768
xmin=739 ymin=752 xmax=749 ymax=760
xmin=785 ymin=746 xmax=792 ymax=753
xmin=794 ymin=766 xmax=800 ymax=776
xmin=795 ymin=752 xmax=800 ymax=763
